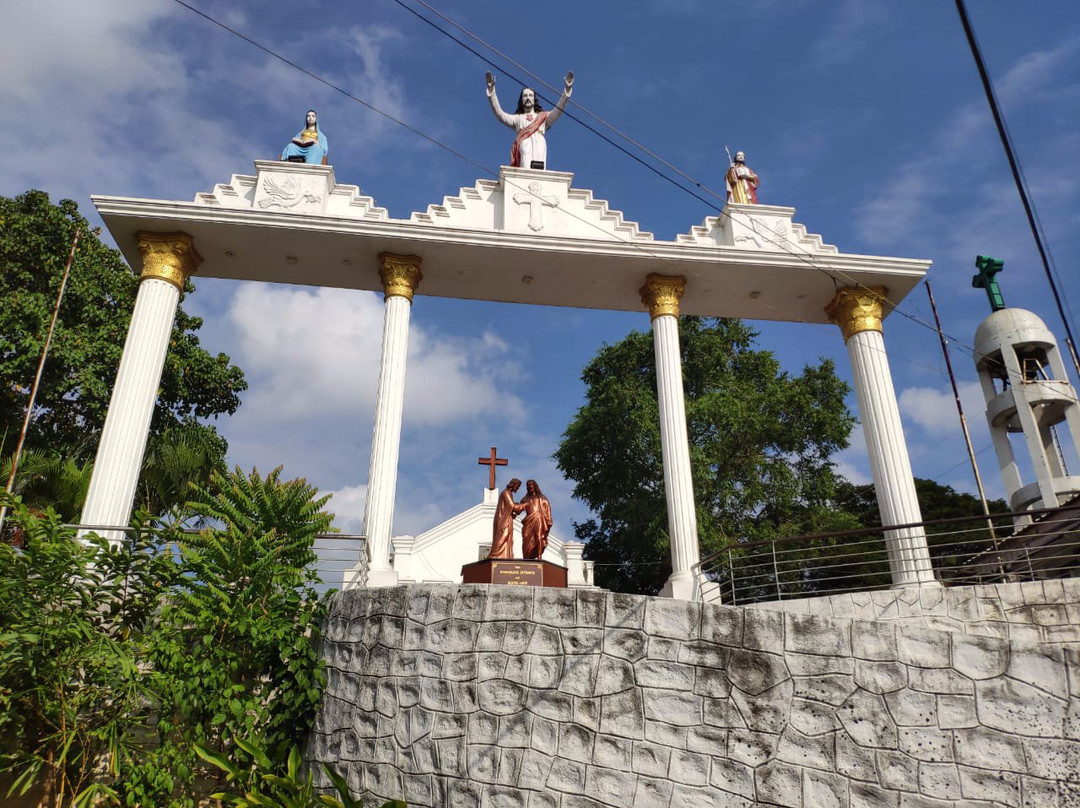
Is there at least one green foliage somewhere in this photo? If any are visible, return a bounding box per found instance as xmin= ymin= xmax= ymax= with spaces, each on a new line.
xmin=556 ymin=317 xmax=856 ymax=594
xmin=0 ymin=450 xmax=93 ymax=522
xmin=196 ymin=738 xmax=404 ymax=808
xmin=834 ymin=477 xmax=1011 ymax=584
xmin=0 ymin=189 xmax=246 ymax=459
xmin=136 ymin=425 xmax=229 ymax=518
xmin=123 ymin=466 xmax=334 ymax=806
xmin=0 ymin=495 xmax=174 ymax=807
xmin=0 ymin=465 xmax=337 ymax=807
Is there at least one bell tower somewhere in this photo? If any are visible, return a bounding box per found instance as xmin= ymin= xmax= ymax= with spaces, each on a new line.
xmin=972 ymin=256 xmax=1080 ymax=522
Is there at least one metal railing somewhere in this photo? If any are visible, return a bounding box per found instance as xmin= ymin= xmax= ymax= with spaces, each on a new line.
xmin=695 ymin=505 xmax=1080 ymax=606
xmin=37 ymin=522 xmax=370 ymax=594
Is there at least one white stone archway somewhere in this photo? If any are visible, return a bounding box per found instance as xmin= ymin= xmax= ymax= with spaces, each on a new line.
xmin=87 ymin=161 xmax=937 ymax=597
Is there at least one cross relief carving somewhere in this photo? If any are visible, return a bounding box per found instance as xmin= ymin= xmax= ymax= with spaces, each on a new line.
xmin=512 ymin=181 xmax=560 ymax=232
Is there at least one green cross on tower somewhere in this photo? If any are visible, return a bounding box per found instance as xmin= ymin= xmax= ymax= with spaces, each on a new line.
xmin=972 ymin=255 xmax=1006 ymax=312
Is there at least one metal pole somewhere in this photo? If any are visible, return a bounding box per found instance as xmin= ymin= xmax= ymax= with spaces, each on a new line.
xmin=771 ymin=541 xmax=782 ymax=601
xmin=0 ymin=229 xmax=81 ymax=536
xmin=924 ymin=280 xmax=1003 ymax=575
xmin=727 ymin=549 xmax=737 ymax=605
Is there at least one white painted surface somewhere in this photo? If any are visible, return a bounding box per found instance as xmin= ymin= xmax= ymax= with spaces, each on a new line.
xmin=353 ymin=293 xmax=412 ymax=588
xmin=652 ymin=314 xmax=700 ymax=601
xmin=847 ymin=328 xmax=937 ymax=587
xmin=974 ymin=307 xmax=1080 ymax=516
xmin=80 ymin=277 xmax=180 ymax=541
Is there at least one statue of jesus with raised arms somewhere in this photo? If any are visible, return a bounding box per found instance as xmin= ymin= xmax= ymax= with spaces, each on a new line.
xmin=486 ymin=71 xmax=574 ymax=170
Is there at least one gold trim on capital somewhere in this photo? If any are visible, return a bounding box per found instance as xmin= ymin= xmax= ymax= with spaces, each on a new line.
xmin=378 ymin=253 xmax=423 ymax=302
xmin=824 ymin=286 xmax=889 ymax=341
xmin=137 ymin=232 xmax=203 ymax=292
xmin=639 ymin=273 xmax=686 ymax=320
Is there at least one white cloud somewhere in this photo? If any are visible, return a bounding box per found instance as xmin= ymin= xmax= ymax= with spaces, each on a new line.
xmin=323 ymin=482 xmax=367 ymax=534
xmin=854 ymin=37 xmax=1080 ymax=261
xmin=0 ymin=1 xmax=415 ymax=208
xmin=832 ymin=422 xmax=871 ymax=485
xmin=899 ymin=380 xmax=985 ymax=438
xmin=225 ymin=284 xmax=525 ymax=425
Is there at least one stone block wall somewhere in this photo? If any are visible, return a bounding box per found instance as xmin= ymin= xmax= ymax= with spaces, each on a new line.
xmin=311 ymin=584 xmax=1080 ymax=807
xmin=747 ymin=578 xmax=1080 ymax=648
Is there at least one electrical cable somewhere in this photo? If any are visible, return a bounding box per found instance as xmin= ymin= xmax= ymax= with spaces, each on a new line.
xmin=387 ymin=0 xmax=1046 ymax=381
xmin=400 ymin=0 xmax=729 ymax=205
xmin=171 ymin=0 xmax=1002 ymax=383
xmin=954 ymin=0 xmax=1080 ymax=379
xmin=388 ymin=0 xmax=725 ymax=212
xmin=166 ymin=0 xmax=1080 ymax=483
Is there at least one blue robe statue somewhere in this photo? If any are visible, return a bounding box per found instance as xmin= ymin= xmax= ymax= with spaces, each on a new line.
xmin=281 ymin=110 xmax=328 ymax=165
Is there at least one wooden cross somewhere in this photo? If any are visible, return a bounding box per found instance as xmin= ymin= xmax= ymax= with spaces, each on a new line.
xmin=972 ymin=255 xmax=1006 ymax=312
xmin=478 ymin=446 xmax=508 ymax=489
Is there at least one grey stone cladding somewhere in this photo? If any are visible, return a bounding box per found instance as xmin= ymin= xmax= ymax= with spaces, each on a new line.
xmin=310 ymin=584 xmax=1080 ymax=807
xmin=747 ymin=578 xmax=1080 ymax=649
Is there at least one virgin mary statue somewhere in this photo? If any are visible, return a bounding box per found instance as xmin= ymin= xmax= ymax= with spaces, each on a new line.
xmin=281 ymin=110 xmax=328 ymax=165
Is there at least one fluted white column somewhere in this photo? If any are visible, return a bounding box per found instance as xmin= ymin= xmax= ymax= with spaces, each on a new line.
xmin=827 ymin=287 xmax=937 ymax=587
xmin=80 ymin=233 xmax=202 ymax=542
xmin=641 ymin=274 xmax=700 ymax=600
xmin=349 ymin=253 xmax=422 ymax=589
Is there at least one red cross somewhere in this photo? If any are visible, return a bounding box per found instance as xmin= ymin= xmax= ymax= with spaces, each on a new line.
xmin=478 ymin=447 xmax=508 ymax=489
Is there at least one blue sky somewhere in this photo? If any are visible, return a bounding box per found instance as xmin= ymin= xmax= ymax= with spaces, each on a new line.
xmin=3 ymin=0 xmax=1079 ymax=542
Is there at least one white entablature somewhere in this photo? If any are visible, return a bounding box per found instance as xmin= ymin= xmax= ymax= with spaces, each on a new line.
xmin=94 ymin=161 xmax=927 ymax=324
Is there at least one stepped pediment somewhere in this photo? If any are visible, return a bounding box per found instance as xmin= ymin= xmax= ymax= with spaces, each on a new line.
xmin=193 ymin=160 xmax=388 ymax=221
xmin=677 ymin=203 xmax=837 ymax=254
xmin=411 ymin=166 xmax=653 ymax=242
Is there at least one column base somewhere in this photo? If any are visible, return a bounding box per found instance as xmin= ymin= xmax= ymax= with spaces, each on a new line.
xmin=659 ymin=570 xmax=699 ymax=601
xmin=364 ymin=564 xmax=401 ymax=589
xmin=890 ymin=576 xmax=941 ymax=591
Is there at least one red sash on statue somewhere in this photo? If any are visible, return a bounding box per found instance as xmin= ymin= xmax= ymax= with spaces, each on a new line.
xmin=511 ymin=111 xmax=548 ymax=167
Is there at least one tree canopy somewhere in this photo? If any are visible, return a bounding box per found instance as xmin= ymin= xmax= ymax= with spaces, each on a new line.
xmin=556 ymin=317 xmax=856 ymax=594
xmin=0 ymin=190 xmax=246 ymax=462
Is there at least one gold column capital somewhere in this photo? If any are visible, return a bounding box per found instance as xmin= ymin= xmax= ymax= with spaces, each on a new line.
xmin=378 ymin=253 xmax=423 ymax=302
xmin=136 ymin=232 xmax=203 ymax=292
xmin=639 ymin=273 xmax=686 ymax=320
xmin=825 ymin=286 xmax=889 ymax=341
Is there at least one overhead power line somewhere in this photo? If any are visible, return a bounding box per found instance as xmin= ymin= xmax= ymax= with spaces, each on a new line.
xmin=168 ymin=0 xmax=1035 ymax=396
xmin=954 ymin=0 xmax=1080 ymax=380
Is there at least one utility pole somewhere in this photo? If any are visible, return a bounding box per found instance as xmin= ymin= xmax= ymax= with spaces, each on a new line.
xmin=0 ymin=229 xmax=81 ymax=538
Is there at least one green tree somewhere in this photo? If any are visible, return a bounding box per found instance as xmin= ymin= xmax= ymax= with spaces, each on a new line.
xmin=0 ymin=451 xmax=93 ymax=524
xmin=835 ymin=477 xmax=1011 ymax=584
xmin=0 ymin=189 xmax=246 ymax=460
xmin=125 ymin=467 xmax=334 ymax=807
xmin=0 ymin=496 xmax=173 ymax=807
xmin=555 ymin=317 xmax=856 ymax=594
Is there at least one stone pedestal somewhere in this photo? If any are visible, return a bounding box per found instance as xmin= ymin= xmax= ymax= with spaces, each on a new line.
xmin=252 ymin=160 xmax=336 ymax=216
xmin=460 ymin=558 xmax=568 ymax=588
